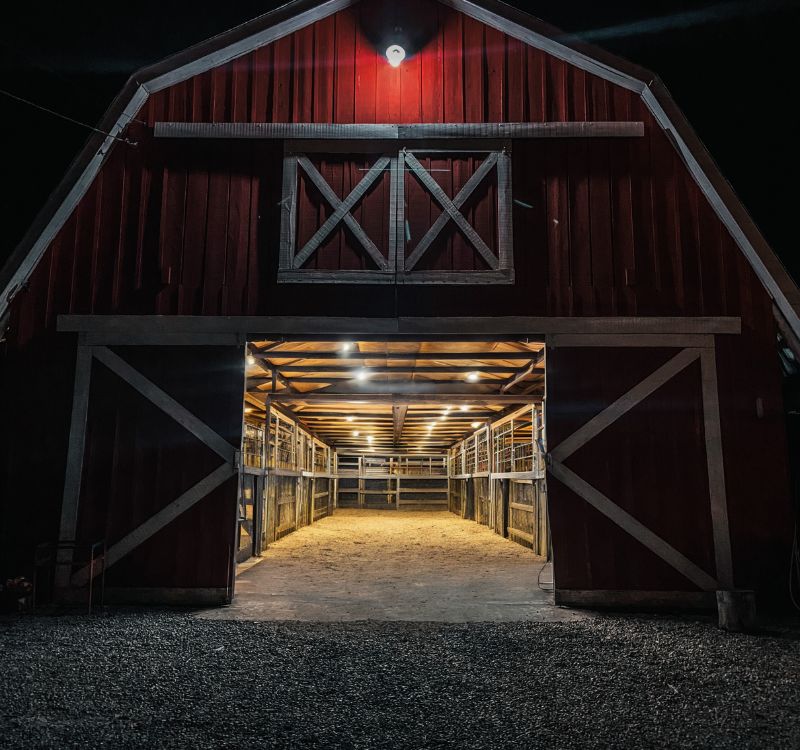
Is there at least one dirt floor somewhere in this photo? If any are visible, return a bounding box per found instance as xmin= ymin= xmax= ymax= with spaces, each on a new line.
xmin=200 ymin=509 xmax=588 ymax=622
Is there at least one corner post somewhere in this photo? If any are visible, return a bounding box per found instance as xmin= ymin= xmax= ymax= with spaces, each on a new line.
xmin=55 ymin=338 xmax=93 ymax=590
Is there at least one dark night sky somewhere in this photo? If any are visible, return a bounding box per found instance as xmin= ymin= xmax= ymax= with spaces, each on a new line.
xmin=1 ymin=0 xmax=799 ymax=279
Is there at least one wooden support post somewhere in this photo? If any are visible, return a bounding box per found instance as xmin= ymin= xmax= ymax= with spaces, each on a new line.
xmin=501 ymin=478 xmax=510 ymax=538
xmin=56 ymin=341 xmax=94 ymax=589
xmin=699 ymin=346 xmax=735 ymax=590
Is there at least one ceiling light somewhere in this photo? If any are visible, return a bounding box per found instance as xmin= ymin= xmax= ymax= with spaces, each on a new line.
xmin=471 ymin=421 xmax=481 ymax=429
xmin=355 ymin=368 xmax=369 ymax=381
xmin=246 ymin=355 xmax=256 ymax=366
xmin=342 ymin=342 xmax=353 ymax=352
xmin=385 ymin=44 xmax=406 ymax=68
xmin=367 ymin=436 xmax=374 ymax=443
xmin=460 ymin=405 xmax=470 ymax=412
xmin=466 ymin=371 xmax=480 ymax=382
xmin=353 ymin=430 xmax=360 ymax=437
xmin=346 ymin=416 xmax=355 ymax=422
xmin=245 ymin=408 xmax=255 ymax=414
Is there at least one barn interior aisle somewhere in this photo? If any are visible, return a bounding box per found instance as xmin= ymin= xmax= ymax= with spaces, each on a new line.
xmin=201 ymin=509 xmax=582 ymax=622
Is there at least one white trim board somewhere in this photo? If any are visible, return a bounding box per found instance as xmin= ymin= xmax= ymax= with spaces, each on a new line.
xmin=1 ymin=0 xmax=797 ymax=342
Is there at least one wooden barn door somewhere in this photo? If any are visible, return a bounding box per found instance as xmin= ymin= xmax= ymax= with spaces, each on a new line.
xmin=545 ymin=335 xmax=734 ymax=608
xmin=56 ymin=343 xmax=244 ymax=605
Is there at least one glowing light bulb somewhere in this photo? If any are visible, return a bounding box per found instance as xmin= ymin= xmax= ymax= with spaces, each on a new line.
xmin=355 ymin=368 xmax=369 ymax=381
xmin=346 ymin=416 xmax=355 ymax=422
xmin=466 ymin=371 xmax=480 ymax=382
xmin=353 ymin=430 xmax=360 ymax=437
xmin=386 ymin=44 xmax=406 ymax=68
xmin=367 ymin=436 xmax=374 ymax=443
xmin=246 ymin=355 xmax=256 ymax=365
xmin=471 ymin=421 xmax=481 ymax=429
xmin=341 ymin=342 xmax=353 ymax=352
xmin=460 ymin=405 xmax=470 ymax=412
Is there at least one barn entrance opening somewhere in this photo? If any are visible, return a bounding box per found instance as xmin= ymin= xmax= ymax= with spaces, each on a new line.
xmin=229 ymin=338 xmax=554 ymax=620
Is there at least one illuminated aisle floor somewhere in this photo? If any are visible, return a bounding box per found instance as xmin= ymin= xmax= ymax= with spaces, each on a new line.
xmin=200 ymin=509 xmax=588 ymax=622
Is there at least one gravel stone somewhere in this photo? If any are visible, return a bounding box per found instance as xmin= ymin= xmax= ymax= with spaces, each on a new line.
xmin=1 ymin=610 xmax=798 ymax=749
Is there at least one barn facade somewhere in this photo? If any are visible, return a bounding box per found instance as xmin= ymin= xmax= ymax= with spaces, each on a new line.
xmin=0 ymin=0 xmax=796 ymax=610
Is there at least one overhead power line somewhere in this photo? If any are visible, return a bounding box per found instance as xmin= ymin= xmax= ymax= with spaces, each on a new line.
xmin=0 ymin=87 xmax=137 ymax=146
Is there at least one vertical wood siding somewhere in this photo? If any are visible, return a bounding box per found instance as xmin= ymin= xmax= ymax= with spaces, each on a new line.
xmin=0 ymin=0 xmax=792 ymax=604
xmin=6 ymin=0 xmax=775 ymax=327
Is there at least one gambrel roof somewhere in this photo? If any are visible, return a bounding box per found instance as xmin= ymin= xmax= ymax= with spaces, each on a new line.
xmin=3 ymin=0 xmax=798 ymax=336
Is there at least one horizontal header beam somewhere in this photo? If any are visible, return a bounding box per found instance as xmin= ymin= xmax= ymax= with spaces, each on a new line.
xmin=58 ymin=315 xmax=742 ymax=345
xmin=154 ymin=121 xmax=644 ymax=140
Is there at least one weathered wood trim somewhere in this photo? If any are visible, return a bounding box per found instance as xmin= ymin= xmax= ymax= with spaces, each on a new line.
xmin=154 ymin=121 xmax=645 ymax=139
xmin=554 ymin=589 xmax=717 ymax=610
xmin=549 ymin=459 xmax=718 ymax=591
xmin=58 ymin=315 xmax=743 ymax=340
xmin=144 ymin=0 xmax=357 ymax=92
xmin=550 ymin=348 xmax=701 ymax=463
xmin=277 ymin=270 xmax=395 ymax=284
xmin=293 ymin=156 xmax=390 ymax=270
xmin=699 ymin=346 xmax=735 ymax=589
xmin=55 ymin=340 xmax=94 ymax=589
xmin=547 ymin=334 xmax=717 ymax=348
xmin=640 ymin=86 xmax=800 ymax=339
xmin=93 ymin=346 xmax=237 ymax=462
xmin=278 ymin=155 xmax=299 ymax=271
xmin=85 ymin=332 xmax=242 ymax=346
xmin=73 ymin=462 xmax=237 ymax=584
xmin=440 ymin=0 xmax=648 ymax=93
xmin=403 ymin=151 xmax=499 ymax=270
xmin=395 ymin=270 xmax=514 ymax=285
xmin=496 ymin=148 xmax=513 ymax=271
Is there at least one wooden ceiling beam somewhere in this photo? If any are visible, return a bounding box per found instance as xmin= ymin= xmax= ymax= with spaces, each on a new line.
xmin=254 ymin=350 xmax=541 ymax=361
xmin=501 ymin=352 xmax=546 ymax=393
xmin=251 ymin=364 xmax=539 ymax=374
xmin=267 ymin=393 xmax=541 ymax=404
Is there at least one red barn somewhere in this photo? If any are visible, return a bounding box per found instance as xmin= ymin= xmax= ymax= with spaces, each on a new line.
xmin=1 ymin=0 xmax=796 ymax=612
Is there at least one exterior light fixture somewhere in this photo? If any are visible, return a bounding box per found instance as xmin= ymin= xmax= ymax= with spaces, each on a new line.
xmin=466 ymin=371 xmax=480 ymax=382
xmin=385 ymin=44 xmax=406 ymax=68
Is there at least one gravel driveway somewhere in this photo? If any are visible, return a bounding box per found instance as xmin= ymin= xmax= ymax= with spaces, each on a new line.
xmin=1 ymin=611 xmax=798 ymax=749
